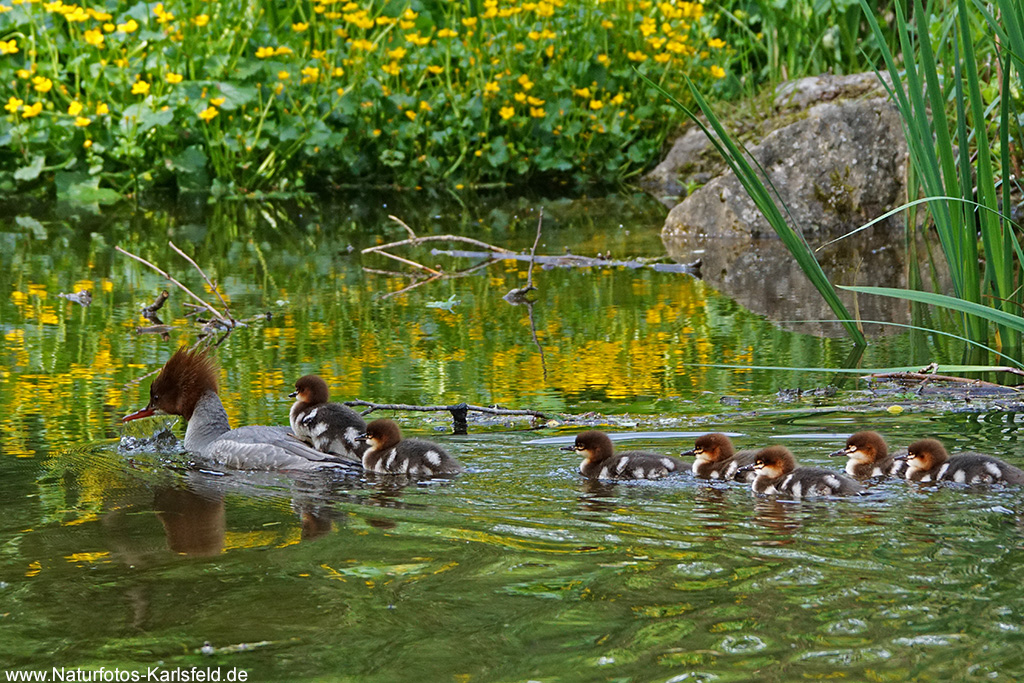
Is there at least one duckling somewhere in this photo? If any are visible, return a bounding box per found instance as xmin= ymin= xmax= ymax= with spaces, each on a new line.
xmin=897 ymin=438 xmax=1024 ymax=484
xmin=829 ymin=431 xmax=907 ymax=479
xmin=561 ymin=430 xmax=684 ymax=480
xmin=739 ymin=446 xmax=863 ymax=497
xmin=681 ymin=432 xmax=757 ymax=482
xmin=358 ymin=418 xmax=464 ymax=476
xmin=289 ymin=374 xmax=367 ymax=459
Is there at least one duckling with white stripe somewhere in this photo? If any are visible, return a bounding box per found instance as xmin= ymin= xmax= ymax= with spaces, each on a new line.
xmin=739 ymin=446 xmax=863 ymax=497
xmin=897 ymin=438 xmax=1024 ymax=484
xmin=289 ymin=375 xmax=367 ymax=459
xmin=829 ymin=431 xmax=907 ymax=479
xmin=561 ymin=430 xmax=684 ymax=480
xmin=681 ymin=432 xmax=757 ymax=482
xmin=357 ymin=418 xmax=464 ymax=476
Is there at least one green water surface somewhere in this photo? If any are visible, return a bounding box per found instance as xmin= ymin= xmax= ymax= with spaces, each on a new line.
xmin=1 ymin=193 xmax=1021 ymax=681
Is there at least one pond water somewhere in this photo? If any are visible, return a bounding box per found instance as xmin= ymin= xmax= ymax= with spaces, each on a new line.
xmin=2 ymin=192 xmax=1022 ymax=681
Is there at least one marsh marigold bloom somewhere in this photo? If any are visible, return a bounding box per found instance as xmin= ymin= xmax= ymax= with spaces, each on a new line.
xmin=499 ymin=106 xmax=514 ymax=120
xmin=529 ymin=107 xmax=544 ymax=118
xmin=708 ymin=38 xmax=726 ymax=49
xmin=131 ymin=80 xmax=150 ymax=95
xmin=277 ymin=70 xmax=289 ymax=80
xmin=5 ymin=96 xmax=22 ymax=113
xmin=292 ymin=22 xmax=308 ymax=32
xmin=96 ymin=102 xmax=109 ymax=114
xmin=192 ymin=14 xmax=209 ymax=26
xmin=274 ymin=46 xmax=293 ymax=56
xmin=166 ymin=72 xmax=183 ymax=83
xmin=209 ymin=97 xmax=225 ymax=106
xmin=22 ymin=101 xmax=42 ymax=118
xmin=255 ymin=46 xmax=274 ymax=58
xmin=710 ymin=65 xmax=725 ymax=78
xmin=84 ymin=29 xmax=104 ymax=46
xmin=74 ymin=116 xmax=90 ymax=126
xmin=198 ymin=106 xmax=217 ymax=121
xmin=405 ymin=109 xmax=416 ymax=121
xmin=0 ymin=38 xmax=18 ymax=54
xmin=67 ymin=100 xmax=83 ymax=115
xmin=117 ymin=18 xmax=138 ymax=32
xmin=32 ymin=76 xmax=52 ymax=93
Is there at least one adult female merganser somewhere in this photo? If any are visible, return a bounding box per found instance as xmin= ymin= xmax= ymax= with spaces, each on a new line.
xmin=358 ymin=418 xmax=464 ymax=476
xmin=289 ymin=374 xmax=366 ymax=459
xmin=561 ymin=430 xmax=683 ymax=480
xmin=739 ymin=446 xmax=863 ymax=496
xmin=829 ymin=431 xmax=907 ymax=478
xmin=122 ymin=347 xmax=357 ymax=471
xmin=897 ymin=438 xmax=1024 ymax=484
xmin=681 ymin=433 xmax=757 ymax=481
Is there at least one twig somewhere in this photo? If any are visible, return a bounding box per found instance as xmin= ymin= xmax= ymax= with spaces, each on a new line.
xmin=142 ymin=290 xmax=169 ymax=324
xmin=377 ymin=260 xmax=495 ymax=300
xmin=866 ymin=372 xmax=1015 ymax=388
xmin=169 ymin=241 xmax=235 ymax=322
xmin=390 ymin=215 xmax=417 ymax=239
xmin=363 ymin=234 xmax=516 ymax=256
xmin=344 ymin=400 xmax=548 ymax=419
xmin=116 ymin=246 xmax=229 ymax=325
xmin=373 ymin=251 xmax=443 ymax=276
xmin=526 ymin=208 xmax=543 ymax=290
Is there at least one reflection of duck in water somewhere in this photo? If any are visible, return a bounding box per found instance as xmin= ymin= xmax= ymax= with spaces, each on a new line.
xmin=122 ymin=347 xmax=358 ymax=471
xmin=740 ymin=446 xmax=863 ymax=497
xmin=154 ymin=486 xmax=225 ymax=557
xmin=561 ymin=430 xmax=683 ymax=480
xmin=682 ymin=433 xmax=757 ymax=482
xmin=829 ymin=431 xmax=907 ymax=478
xmin=898 ymin=438 xmax=1024 ymax=484
xmin=358 ymin=419 xmax=464 ymax=476
xmin=289 ymin=374 xmax=367 ymax=459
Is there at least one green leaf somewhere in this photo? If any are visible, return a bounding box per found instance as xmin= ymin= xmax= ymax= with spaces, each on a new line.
xmin=14 ymin=155 xmax=45 ymax=181
xmin=64 ymin=178 xmax=122 ymax=206
xmin=840 ymin=285 xmax=1024 ymax=334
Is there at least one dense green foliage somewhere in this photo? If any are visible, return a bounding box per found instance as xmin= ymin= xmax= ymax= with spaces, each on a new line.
xmin=0 ymin=0 xmax=730 ymax=196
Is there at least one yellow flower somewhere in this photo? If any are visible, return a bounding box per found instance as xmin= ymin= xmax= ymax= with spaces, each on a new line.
xmin=198 ymin=106 xmax=217 ymax=121
xmin=402 ymin=7 xmax=417 ymax=19
xmin=382 ymin=61 xmax=400 ymax=76
xmin=66 ymin=5 xmax=87 ymax=21
xmin=84 ymin=29 xmax=104 ymax=46
xmin=654 ymin=52 xmax=670 ymax=63
xmin=437 ymin=28 xmax=456 ymax=38
xmin=117 ymin=18 xmax=138 ymax=33
xmin=74 ymin=116 xmax=90 ymax=126
xmin=372 ymin=128 xmax=381 ymax=136
xmin=277 ymin=70 xmax=289 ymax=80
xmin=0 ymin=38 xmax=18 ymax=54
xmin=166 ymin=72 xmax=183 ymax=84
xmin=350 ymin=39 xmax=373 ymax=51
xmin=274 ymin=46 xmax=293 ymax=56
xmin=419 ymin=100 xmax=431 ymax=111
xmin=573 ymin=87 xmax=591 ymax=98
xmin=4 ymin=96 xmax=22 ymax=113
xmin=33 ymin=76 xmax=53 ymax=93
xmin=610 ymin=93 xmax=624 ymax=105
xmin=291 ymin=22 xmax=308 ymax=32
xmin=332 ymin=67 xmax=345 ymax=77
xmin=426 ymin=65 xmax=443 ymax=75
xmin=499 ymin=106 xmax=514 ymax=120
xmin=484 ymin=82 xmax=500 ymax=94
xmin=461 ymin=17 xmax=477 ymax=27
xmin=131 ymin=80 xmax=150 ymax=95
xmin=88 ymin=8 xmax=112 ymax=21
xmin=545 ymin=45 xmax=554 ymax=58
xmin=405 ymin=109 xmax=416 ymax=121
xmin=209 ymin=96 xmax=225 ymax=106
xmin=589 ymin=99 xmax=604 ymax=110
xmin=21 ymin=101 xmax=42 ymax=118
xmin=83 ymin=139 xmax=92 ymax=148
xmin=255 ymin=46 xmax=274 ymax=58
xmin=601 ymin=19 xmax=613 ymax=28
xmin=67 ymin=100 xmax=83 ymax=115
xmin=627 ymin=51 xmax=647 ymax=62
xmin=513 ymin=92 xmax=526 ymax=103
xmin=517 ymin=74 xmax=533 ymax=90
xmin=153 ymin=3 xmax=173 ymax=23
xmin=527 ymin=96 xmax=544 ymax=106
xmin=387 ymin=46 xmax=407 ymax=60
xmin=529 ymin=107 xmax=544 ymax=118
xmin=96 ymin=102 xmax=109 ymax=114
xmin=15 ymin=68 xmax=30 ymax=79
xmin=312 ymin=49 xmax=326 ymax=60
xmin=708 ymin=38 xmax=726 ymax=49
xmin=300 ymin=66 xmax=319 ymax=83
xmin=103 ymin=22 xmax=115 ymax=32
xmin=192 ymin=14 xmax=209 ymax=27
xmin=710 ymin=64 xmax=725 ymax=78
xmin=596 ymin=54 xmax=610 ymax=65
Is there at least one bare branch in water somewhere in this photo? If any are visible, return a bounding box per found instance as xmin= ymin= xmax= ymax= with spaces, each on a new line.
xmin=170 ymin=241 xmax=235 ymax=322
xmin=390 ymin=214 xmax=417 ymax=240
xmin=116 ymin=246 xmax=230 ymax=325
xmin=372 ymin=250 xmax=443 ymax=276
xmin=344 ymin=399 xmax=548 ymax=419
xmin=867 ymin=371 xmax=1022 ymax=386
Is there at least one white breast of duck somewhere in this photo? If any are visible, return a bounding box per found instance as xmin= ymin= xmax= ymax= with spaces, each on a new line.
xmin=903 ymin=438 xmax=1024 ymax=484
xmin=744 ymin=446 xmax=863 ymax=497
xmin=830 ymin=431 xmax=907 ymax=479
xmin=563 ymin=430 xmax=682 ymax=480
xmin=289 ymin=375 xmax=367 ymax=459
xmin=359 ymin=418 xmax=464 ymax=476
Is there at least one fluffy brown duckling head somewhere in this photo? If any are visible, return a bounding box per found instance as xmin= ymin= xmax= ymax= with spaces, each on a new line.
xmin=290 ymin=374 xmax=330 ymax=405
xmin=683 ymin=432 xmax=735 ymax=462
xmin=901 ymin=438 xmax=950 ymax=472
xmin=831 ymin=431 xmax=889 ymax=463
xmin=360 ymin=418 xmax=403 ymax=451
xmin=560 ymin=430 xmax=615 ymax=466
xmin=747 ymin=446 xmax=797 ymax=480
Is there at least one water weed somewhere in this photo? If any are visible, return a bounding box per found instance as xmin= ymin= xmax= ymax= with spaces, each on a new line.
xmin=0 ymin=0 xmax=729 ymax=197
